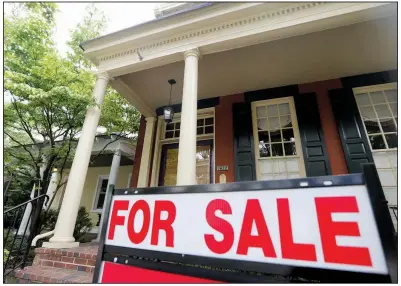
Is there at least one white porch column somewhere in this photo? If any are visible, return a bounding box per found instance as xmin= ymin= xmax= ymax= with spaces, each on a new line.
xmin=43 ymin=72 xmax=110 ymax=248
xmin=93 ymin=148 xmax=121 ymax=242
xmin=176 ymin=48 xmax=200 ymax=186
xmin=17 ymin=184 xmax=35 ymax=236
xmin=137 ymin=117 xmax=156 ymax=187
xmin=44 ymin=169 xmax=61 ymax=211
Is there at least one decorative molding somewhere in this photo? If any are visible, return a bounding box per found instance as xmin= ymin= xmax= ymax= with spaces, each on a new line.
xmin=95 ymin=71 xmax=111 ymax=81
xmin=97 ymin=2 xmax=326 ymax=63
xmin=184 ymin=48 xmax=201 ymax=60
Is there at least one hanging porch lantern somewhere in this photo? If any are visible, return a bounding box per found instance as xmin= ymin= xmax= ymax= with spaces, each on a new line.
xmin=163 ymin=79 xmax=176 ymax=123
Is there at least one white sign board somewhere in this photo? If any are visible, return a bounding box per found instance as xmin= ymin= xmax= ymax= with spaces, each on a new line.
xmin=105 ymin=185 xmax=387 ymax=275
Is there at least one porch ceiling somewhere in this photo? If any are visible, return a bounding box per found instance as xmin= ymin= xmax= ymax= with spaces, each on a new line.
xmin=117 ymin=15 xmax=397 ymax=112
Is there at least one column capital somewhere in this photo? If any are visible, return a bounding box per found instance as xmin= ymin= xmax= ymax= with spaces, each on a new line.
xmin=184 ymin=48 xmax=201 ymax=60
xmin=95 ymin=71 xmax=111 ymax=81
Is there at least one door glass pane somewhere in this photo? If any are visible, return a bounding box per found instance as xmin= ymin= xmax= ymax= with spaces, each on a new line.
xmin=160 ymin=144 xmax=211 ymax=186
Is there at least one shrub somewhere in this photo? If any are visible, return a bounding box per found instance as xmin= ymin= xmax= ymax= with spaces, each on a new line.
xmin=40 ymin=206 xmax=94 ymax=242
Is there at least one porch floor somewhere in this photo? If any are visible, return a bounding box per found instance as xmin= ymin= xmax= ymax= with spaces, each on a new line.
xmin=12 ymin=243 xmax=99 ymax=284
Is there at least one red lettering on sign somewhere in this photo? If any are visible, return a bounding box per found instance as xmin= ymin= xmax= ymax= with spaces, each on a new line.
xmin=108 ymin=200 xmax=129 ymax=240
xmin=236 ymin=199 xmax=276 ymax=258
xmin=315 ymin=196 xmax=372 ymax=266
xmin=151 ymin=201 xmax=177 ymax=247
xmin=127 ymin=200 xmax=151 ymax=244
xmin=204 ymin=199 xmax=234 ymax=254
xmin=277 ymin=198 xmax=316 ymax=261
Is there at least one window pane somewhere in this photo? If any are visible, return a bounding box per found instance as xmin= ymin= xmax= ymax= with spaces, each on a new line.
xmin=258 ymin=131 xmax=270 ymax=143
xmin=271 ymin=144 xmax=283 ymax=156
xmin=97 ymin=194 xmax=105 ymax=209
xmin=355 ymin=93 xmax=370 ymax=106
xmin=197 ymin=119 xmax=204 ymax=127
xmin=268 ymin=117 xmax=280 ymax=131
xmin=174 ymin=130 xmax=180 ymax=137
xmin=374 ymin=104 xmax=391 ymax=118
xmin=165 ymin=131 xmax=174 ymax=138
xmin=197 ymin=127 xmax=203 ymax=135
xmin=257 ymin=118 xmax=268 ymax=131
xmin=390 ymin=103 xmax=397 ymax=117
xmin=359 ymin=106 xmax=375 ymax=119
xmin=284 ymin=143 xmax=297 ymax=156
xmin=385 ymin=134 xmax=397 ymax=148
xmin=205 ymin=117 xmax=214 ymax=125
xmin=258 ymin=131 xmax=270 ymax=157
xmin=370 ymin=91 xmax=385 ymax=104
xmin=380 ymin=119 xmax=397 ymax=133
xmin=280 ymin=116 xmax=292 ymax=128
xmin=205 ymin=126 xmax=214 ymax=134
xmin=256 ymin=106 xmax=267 ymax=118
xmin=369 ymin=135 xmax=386 ymax=150
xmin=267 ymin=105 xmax=279 ymax=117
xmin=278 ymin=103 xmax=290 ymax=115
xmin=196 ymin=145 xmax=211 ymax=185
xmin=175 ymin=122 xmax=181 ymax=129
xmin=100 ymin=179 xmax=109 ymax=192
xmin=364 ymin=120 xmax=381 ymax=134
xmin=166 ymin=123 xmax=174 ymax=131
xmin=385 ymin=90 xmax=397 ymax=103
xmin=282 ymin=128 xmax=294 ymax=142
xmin=270 ymin=130 xmax=282 ymax=142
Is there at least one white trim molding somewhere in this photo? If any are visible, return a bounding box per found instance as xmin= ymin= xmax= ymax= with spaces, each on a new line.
xmin=137 ymin=117 xmax=157 ymax=187
xmin=87 ymin=2 xmax=394 ymax=77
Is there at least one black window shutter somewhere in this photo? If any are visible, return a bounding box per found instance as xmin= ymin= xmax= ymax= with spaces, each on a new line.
xmin=294 ymin=93 xmax=332 ymax=177
xmin=329 ymin=88 xmax=373 ymax=173
xmin=232 ymin=102 xmax=256 ymax=182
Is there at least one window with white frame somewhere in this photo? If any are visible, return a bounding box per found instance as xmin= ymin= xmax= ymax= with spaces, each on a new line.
xmin=353 ymin=83 xmax=397 ymax=230
xmin=93 ymin=176 xmax=109 ymax=211
xmin=163 ymin=114 xmax=214 ymax=140
xmin=252 ymin=97 xmax=306 ymax=181
xmin=354 ymin=85 xmax=397 ymax=150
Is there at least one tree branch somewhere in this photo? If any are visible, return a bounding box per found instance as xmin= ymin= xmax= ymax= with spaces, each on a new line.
xmin=89 ymin=131 xmax=127 ymax=165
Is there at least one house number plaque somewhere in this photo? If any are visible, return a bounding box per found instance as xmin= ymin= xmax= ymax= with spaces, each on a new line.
xmin=216 ymin=165 xmax=228 ymax=171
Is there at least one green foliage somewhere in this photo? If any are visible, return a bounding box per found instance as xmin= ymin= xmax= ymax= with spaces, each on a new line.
xmin=4 ymin=3 xmax=140 ymax=211
xmin=73 ymin=207 xmax=94 ymax=241
xmin=40 ymin=207 xmax=94 ymax=242
xmin=4 ymin=249 xmax=10 ymax=262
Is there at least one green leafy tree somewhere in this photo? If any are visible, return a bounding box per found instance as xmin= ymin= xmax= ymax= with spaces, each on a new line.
xmin=4 ymin=3 xmax=140 ymax=215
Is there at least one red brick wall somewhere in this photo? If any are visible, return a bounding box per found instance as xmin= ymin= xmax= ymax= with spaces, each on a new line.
xmin=214 ymin=93 xmax=244 ymax=183
xmin=130 ymin=116 xmax=146 ymax=187
xmin=298 ymin=80 xmax=348 ymax=175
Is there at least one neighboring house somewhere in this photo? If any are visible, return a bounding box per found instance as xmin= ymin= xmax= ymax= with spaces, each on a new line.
xmin=49 ymin=135 xmax=135 ymax=230
xmin=45 ymin=0 xmax=399 ymax=249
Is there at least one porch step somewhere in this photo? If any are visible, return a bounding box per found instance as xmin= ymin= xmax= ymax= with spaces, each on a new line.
xmin=13 ymin=265 xmax=92 ymax=283
xmin=33 ymin=247 xmax=97 ymax=273
xmin=11 ymin=243 xmax=98 ymax=284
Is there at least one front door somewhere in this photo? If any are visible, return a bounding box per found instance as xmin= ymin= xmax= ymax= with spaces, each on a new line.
xmin=251 ymin=97 xmax=306 ymax=180
xmin=158 ymin=140 xmax=213 ymax=186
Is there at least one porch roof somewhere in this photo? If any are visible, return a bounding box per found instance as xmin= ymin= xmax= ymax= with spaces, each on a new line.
xmin=83 ymin=2 xmax=397 ymax=117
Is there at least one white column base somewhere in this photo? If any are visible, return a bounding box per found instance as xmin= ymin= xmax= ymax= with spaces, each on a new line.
xmin=42 ymin=241 xmax=79 ymax=249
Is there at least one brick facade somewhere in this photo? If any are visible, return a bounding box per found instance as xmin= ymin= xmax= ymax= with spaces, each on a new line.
xmin=131 ymin=79 xmax=350 ymax=186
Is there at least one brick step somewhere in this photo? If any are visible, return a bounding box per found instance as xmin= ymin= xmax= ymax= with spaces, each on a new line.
xmin=33 ymin=247 xmax=97 ymax=273
xmin=13 ymin=265 xmax=93 ymax=283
